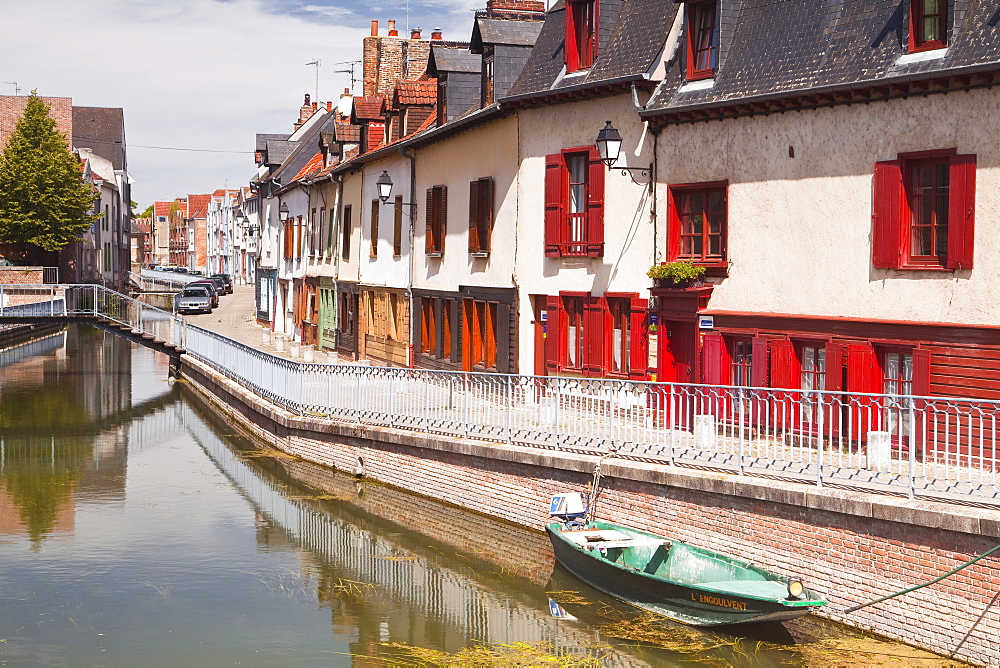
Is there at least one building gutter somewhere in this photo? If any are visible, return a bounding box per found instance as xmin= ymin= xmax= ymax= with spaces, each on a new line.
xmin=400 ymin=145 xmax=417 ymax=368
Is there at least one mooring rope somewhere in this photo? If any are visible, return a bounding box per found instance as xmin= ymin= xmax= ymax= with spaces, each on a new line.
xmin=586 ymin=441 xmax=626 ymax=525
xmin=844 ymin=542 xmax=1000 ymax=613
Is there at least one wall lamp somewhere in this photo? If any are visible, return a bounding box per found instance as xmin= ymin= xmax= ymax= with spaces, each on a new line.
xmin=278 ymin=202 xmax=290 ymax=222
xmin=595 ymin=120 xmax=652 ymax=186
xmin=376 ymin=171 xmax=417 ymax=207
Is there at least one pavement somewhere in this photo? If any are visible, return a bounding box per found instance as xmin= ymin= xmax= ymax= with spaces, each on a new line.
xmin=181 ymin=283 xmax=334 ymax=362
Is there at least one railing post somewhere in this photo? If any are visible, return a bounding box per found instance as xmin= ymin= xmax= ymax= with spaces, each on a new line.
xmin=356 ymin=371 xmax=362 ymax=424
xmin=908 ymin=399 xmax=917 ymax=499
xmin=506 ymin=374 xmax=513 ymax=445
xmin=424 ymin=374 xmax=430 ymax=433
xmin=389 ymin=370 xmax=395 ymax=428
xmin=462 ymin=373 xmax=470 ymax=439
xmin=554 ymin=378 xmax=561 ymax=449
xmin=817 ymin=390 xmax=826 ymax=489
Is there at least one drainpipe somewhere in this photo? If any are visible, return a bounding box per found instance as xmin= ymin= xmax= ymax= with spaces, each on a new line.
xmin=331 ymin=173 xmax=344 ymax=350
xmin=632 ymin=81 xmax=658 ymax=264
xmin=400 ymin=146 xmax=417 ymax=368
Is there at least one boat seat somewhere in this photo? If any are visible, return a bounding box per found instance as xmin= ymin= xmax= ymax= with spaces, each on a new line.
xmin=698 ymin=580 xmax=789 ymax=599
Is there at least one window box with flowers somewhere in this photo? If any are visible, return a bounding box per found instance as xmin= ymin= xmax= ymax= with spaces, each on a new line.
xmin=647 ymin=261 xmax=706 ymax=288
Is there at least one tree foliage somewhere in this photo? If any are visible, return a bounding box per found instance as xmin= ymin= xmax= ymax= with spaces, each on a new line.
xmin=0 ymin=92 xmax=100 ymax=251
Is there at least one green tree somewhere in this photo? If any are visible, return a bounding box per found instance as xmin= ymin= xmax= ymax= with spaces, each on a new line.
xmin=0 ymin=91 xmax=100 ymax=251
xmin=137 ymin=203 xmax=154 ymax=218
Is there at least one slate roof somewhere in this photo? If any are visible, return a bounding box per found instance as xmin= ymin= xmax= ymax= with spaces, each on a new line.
xmin=394 ymin=80 xmax=438 ymax=105
xmin=333 ymin=122 xmax=361 ymax=142
xmin=427 ymin=45 xmax=482 ymax=75
xmin=72 ymin=106 xmax=126 ymax=170
xmin=270 ymin=111 xmax=338 ymax=185
xmin=255 ymin=133 xmax=289 ymax=151
xmin=644 ymin=0 xmax=1000 ymax=117
xmin=263 ymin=140 xmax=296 ymax=166
xmin=471 ymin=17 xmax=544 ymax=48
xmin=505 ymin=0 xmax=668 ymax=100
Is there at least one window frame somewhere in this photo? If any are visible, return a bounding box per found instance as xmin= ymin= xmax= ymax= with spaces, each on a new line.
xmin=667 ymin=180 xmax=728 ymax=272
xmin=369 ymin=199 xmax=379 ymax=258
xmin=686 ymin=0 xmax=718 ymax=81
xmin=544 ymin=146 xmax=604 ymax=258
xmin=565 ymin=0 xmax=598 ymax=73
xmin=909 ymin=0 xmax=948 ymax=53
xmin=872 ymin=149 xmax=976 ymax=271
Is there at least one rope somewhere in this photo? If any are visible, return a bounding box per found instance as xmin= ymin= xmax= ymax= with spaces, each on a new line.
xmin=586 ymin=441 xmax=626 ymax=525
xmin=844 ymin=543 xmax=1000 ymax=613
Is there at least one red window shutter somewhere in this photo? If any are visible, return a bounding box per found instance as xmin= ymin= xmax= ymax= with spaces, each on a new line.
xmin=666 ymin=188 xmax=680 ymax=261
xmin=912 ymin=348 xmax=931 ymax=396
xmin=544 ymin=295 xmax=562 ymax=372
xmin=751 ymin=336 xmax=770 ymax=387
xmin=701 ymin=332 xmax=724 ymax=384
xmin=425 ymin=188 xmax=434 ymax=254
xmin=847 ymin=343 xmax=880 ymax=393
xmin=628 ymin=299 xmax=649 ymax=380
xmin=768 ymin=339 xmax=797 ymax=389
xmin=468 ymin=180 xmax=479 ymax=252
xmin=824 ymin=343 xmax=844 ymax=391
xmin=586 ymin=148 xmax=605 ymax=257
xmin=544 ymin=154 xmax=564 ymax=257
xmin=584 ymin=296 xmax=608 ymax=375
xmin=946 ymin=154 xmax=976 ymax=270
xmin=872 ymin=160 xmax=903 ymax=269
xmin=564 ymin=1 xmax=579 ymax=72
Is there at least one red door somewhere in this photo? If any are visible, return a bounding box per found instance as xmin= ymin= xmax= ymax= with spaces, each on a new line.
xmin=658 ymin=320 xmax=697 ymax=383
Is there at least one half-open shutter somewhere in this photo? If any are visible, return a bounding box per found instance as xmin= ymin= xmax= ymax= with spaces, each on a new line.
xmin=768 ymin=339 xmax=797 ymax=389
xmin=751 ymin=336 xmax=770 ymax=387
xmin=912 ymin=348 xmax=931 ymax=396
xmin=439 ymin=186 xmax=447 ymax=254
xmin=847 ymin=343 xmax=880 ymax=393
xmin=544 ymin=155 xmax=563 ymax=257
xmin=824 ymin=343 xmax=844 ymax=391
xmin=628 ymin=299 xmax=649 ymax=379
xmin=482 ymin=177 xmax=494 ymax=253
xmin=586 ymin=148 xmax=605 ymax=257
xmin=584 ymin=296 xmax=607 ymax=375
xmin=544 ymin=296 xmax=562 ymax=372
xmin=425 ymin=188 xmax=434 ymax=254
xmin=701 ymin=332 xmax=724 ymax=384
xmin=872 ymin=160 xmax=903 ymax=269
xmin=468 ymin=180 xmax=479 ymax=252
xmin=946 ymin=154 xmax=976 ymax=270
xmin=496 ymin=302 xmax=511 ymax=374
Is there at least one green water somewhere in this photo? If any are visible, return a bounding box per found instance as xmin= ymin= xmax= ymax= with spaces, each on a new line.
xmin=0 ymin=325 xmax=962 ymax=666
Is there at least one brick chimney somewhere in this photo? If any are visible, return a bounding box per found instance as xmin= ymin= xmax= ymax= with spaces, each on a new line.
xmin=294 ymin=93 xmax=316 ymax=130
xmin=486 ymin=0 xmax=546 ymax=16
xmin=363 ymin=19 xmax=433 ymax=97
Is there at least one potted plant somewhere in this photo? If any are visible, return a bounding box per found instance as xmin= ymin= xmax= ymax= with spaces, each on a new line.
xmin=647 ymin=260 xmax=706 ymax=288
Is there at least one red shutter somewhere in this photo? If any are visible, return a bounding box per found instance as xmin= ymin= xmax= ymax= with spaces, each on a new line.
xmin=425 ymin=188 xmax=434 ymax=254
xmin=751 ymin=336 xmax=769 ymax=387
xmin=586 ymin=148 xmax=605 ymax=257
xmin=628 ymin=299 xmax=649 ymax=380
xmin=768 ymin=339 xmax=797 ymax=389
xmin=824 ymin=343 xmax=844 ymax=392
xmin=946 ymin=154 xmax=976 ymax=270
xmin=584 ymin=296 xmax=607 ymax=375
xmin=872 ymin=160 xmax=903 ymax=269
xmin=666 ymin=187 xmax=680 ymax=261
xmin=544 ymin=295 xmax=562 ymax=372
xmin=912 ymin=348 xmax=931 ymax=397
xmin=468 ymin=180 xmax=479 ymax=252
xmin=564 ymin=0 xmax=579 ymax=72
xmin=544 ymin=154 xmax=564 ymax=257
xmin=701 ymin=332 xmax=724 ymax=384
xmin=847 ymin=343 xmax=880 ymax=393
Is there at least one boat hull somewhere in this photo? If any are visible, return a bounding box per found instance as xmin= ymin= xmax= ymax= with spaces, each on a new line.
xmin=547 ymin=524 xmax=824 ymax=627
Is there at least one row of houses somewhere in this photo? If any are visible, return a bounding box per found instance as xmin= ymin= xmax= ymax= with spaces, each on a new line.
xmin=0 ymin=96 xmax=132 ymax=289
xmin=244 ymin=0 xmax=1000 ymax=403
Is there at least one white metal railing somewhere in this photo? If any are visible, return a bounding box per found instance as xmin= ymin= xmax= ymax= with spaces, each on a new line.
xmin=3 ymin=284 xmax=999 ymax=505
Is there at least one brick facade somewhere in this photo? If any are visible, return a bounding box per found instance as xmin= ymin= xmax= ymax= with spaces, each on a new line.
xmin=183 ymin=354 xmax=1000 ymax=667
xmin=0 ymin=96 xmax=72 ymax=150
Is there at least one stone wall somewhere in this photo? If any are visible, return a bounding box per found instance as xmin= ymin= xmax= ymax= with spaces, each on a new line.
xmin=182 ymin=355 xmax=1000 ymax=666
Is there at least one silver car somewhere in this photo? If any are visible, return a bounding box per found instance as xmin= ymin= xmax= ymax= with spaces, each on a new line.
xmin=174 ymin=286 xmax=213 ymax=314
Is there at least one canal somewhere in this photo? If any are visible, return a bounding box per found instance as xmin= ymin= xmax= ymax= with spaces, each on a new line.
xmin=0 ymin=325 xmax=963 ymax=666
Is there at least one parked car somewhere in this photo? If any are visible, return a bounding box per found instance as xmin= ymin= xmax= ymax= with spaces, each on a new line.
xmin=174 ymin=286 xmax=213 ymax=314
xmin=187 ymin=269 xmax=204 ymax=276
xmin=210 ymin=274 xmax=233 ymax=294
xmin=188 ymin=280 xmax=220 ymax=308
xmin=199 ymin=275 xmax=227 ymax=297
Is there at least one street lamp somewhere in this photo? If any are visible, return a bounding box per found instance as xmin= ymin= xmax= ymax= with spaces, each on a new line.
xmin=594 ymin=120 xmax=651 ymax=186
xmin=376 ymin=170 xmax=393 ymax=203
xmin=278 ymin=202 xmax=290 ymax=222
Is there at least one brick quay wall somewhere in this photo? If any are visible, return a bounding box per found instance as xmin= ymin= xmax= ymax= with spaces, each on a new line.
xmin=181 ymin=355 xmax=1000 ymax=666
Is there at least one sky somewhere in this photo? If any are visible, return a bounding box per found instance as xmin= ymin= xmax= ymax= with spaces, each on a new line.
xmin=3 ymin=0 xmax=481 ymax=208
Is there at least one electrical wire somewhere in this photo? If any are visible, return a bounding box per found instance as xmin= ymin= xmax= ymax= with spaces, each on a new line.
xmin=130 ymin=144 xmax=253 ymax=154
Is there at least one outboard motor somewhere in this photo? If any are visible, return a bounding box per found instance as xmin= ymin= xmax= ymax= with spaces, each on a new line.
xmin=550 ymin=493 xmax=588 ymax=530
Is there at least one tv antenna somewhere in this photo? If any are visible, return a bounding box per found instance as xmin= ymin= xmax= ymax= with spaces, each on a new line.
xmin=305 ymin=59 xmax=321 ymax=101
xmin=334 ymin=60 xmax=361 ymax=95
xmin=3 ymin=81 xmax=21 ymax=95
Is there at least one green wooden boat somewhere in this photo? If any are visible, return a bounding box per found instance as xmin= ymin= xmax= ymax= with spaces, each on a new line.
xmin=546 ymin=519 xmax=827 ymax=626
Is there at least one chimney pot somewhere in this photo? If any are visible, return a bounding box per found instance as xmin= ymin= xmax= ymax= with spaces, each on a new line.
xmin=431 ymin=28 xmax=443 ymax=40
xmin=304 ymin=93 xmax=311 ymax=105
xmin=370 ymin=19 xmax=378 ymax=36
xmin=327 ymin=101 xmax=333 ymax=111
xmin=411 ymin=28 xmax=422 ymax=39
xmin=388 ymin=19 xmax=398 ymax=36
xmin=312 ymin=101 xmax=318 ymax=109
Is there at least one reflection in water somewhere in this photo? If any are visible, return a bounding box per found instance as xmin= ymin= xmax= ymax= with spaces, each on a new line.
xmin=0 ymin=325 xmax=961 ymax=667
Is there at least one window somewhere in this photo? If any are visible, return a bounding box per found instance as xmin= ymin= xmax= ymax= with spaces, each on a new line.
xmin=437 ymin=79 xmax=448 ymax=124
xmin=370 ymin=199 xmax=379 ymax=258
xmin=393 ymin=195 xmax=403 ymax=257
xmin=420 ymin=298 xmax=436 ymax=354
xmin=606 ymin=296 xmax=649 ymax=378
xmin=341 ymin=205 xmax=352 ymax=261
xmin=565 ymin=0 xmax=598 ymax=72
xmin=468 ymin=177 xmax=494 ymax=255
xmin=564 ymin=296 xmax=586 ymax=371
xmin=686 ymin=0 xmax=717 ymax=81
xmin=543 ymin=294 xmax=648 ymax=379
xmin=482 ymin=53 xmax=495 ymax=105
xmin=544 ymin=147 xmax=604 ymax=258
xmin=283 ymin=217 xmax=302 ymax=260
xmin=667 ymin=181 xmax=727 ymax=268
xmin=910 ymin=0 xmax=947 ymax=52
xmin=425 ymin=185 xmax=447 ymax=255
xmin=325 ymin=208 xmax=335 ymax=257
xmin=463 ymin=299 xmax=498 ymax=370
xmin=873 ymin=151 xmax=975 ymax=270
xmin=310 ymin=208 xmax=317 ymax=256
